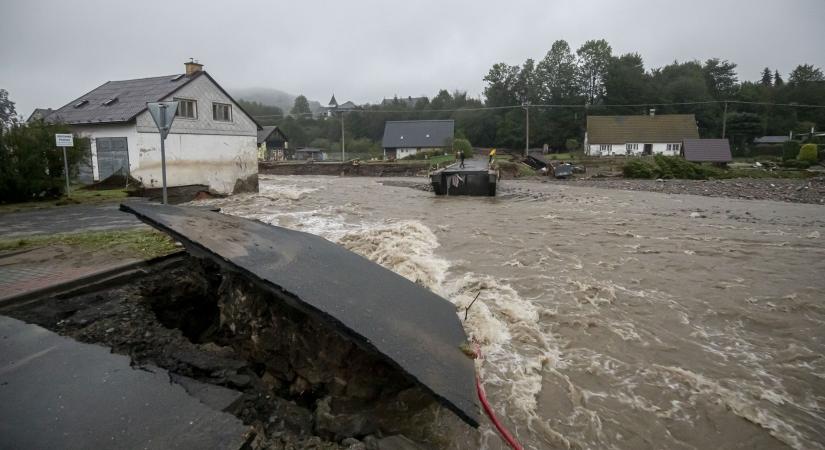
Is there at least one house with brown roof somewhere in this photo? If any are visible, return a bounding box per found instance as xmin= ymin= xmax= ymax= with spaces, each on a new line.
xmin=584 ymin=111 xmax=699 ymax=157
xmin=46 ymin=61 xmax=260 ymax=194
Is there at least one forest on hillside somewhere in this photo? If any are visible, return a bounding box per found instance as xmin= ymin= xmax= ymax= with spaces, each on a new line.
xmin=248 ymin=38 xmax=825 ymax=156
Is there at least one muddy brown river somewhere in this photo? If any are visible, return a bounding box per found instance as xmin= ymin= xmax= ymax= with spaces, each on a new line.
xmin=194 ymin=175 xmax=825 ymax=450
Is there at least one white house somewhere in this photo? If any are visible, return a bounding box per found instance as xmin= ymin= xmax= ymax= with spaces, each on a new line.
xmin=47 ymin=61 xmax=260 ymax=194
xmin=381 ymin=120 xmax=454 ymax=159
xmin=584 ymin=112 xmax=699 ymax=157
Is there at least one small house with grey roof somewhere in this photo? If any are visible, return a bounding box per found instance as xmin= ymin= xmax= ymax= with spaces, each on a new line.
xmin=46 ymin=61 xmax=260 ymax=194
xmin=382 ymin=120 xmax=454 ymax=159
xmin=584 ymin=111 xmax=699 ymax=157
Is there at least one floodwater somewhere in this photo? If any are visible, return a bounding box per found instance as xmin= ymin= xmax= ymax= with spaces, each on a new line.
xmin=193 ymin=175 xmax=825 ymax=450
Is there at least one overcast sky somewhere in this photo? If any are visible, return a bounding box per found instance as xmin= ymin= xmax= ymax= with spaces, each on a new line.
xmin=2 ymin=0 xmax=824 ymax=116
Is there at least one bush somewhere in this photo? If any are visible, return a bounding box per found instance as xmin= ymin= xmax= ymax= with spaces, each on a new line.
xmin=565 ymin=138 xmax=579 ymax=152
xmin=0 ymin=121 xmax=87 ymax=203
xmin=782 ymin=141 xmax=801 ymax=161
xmin=453 ymin=138 xmax=472 ymax=157
xmin=798 ymin=143 xmax=818 ymax=162
xmin=622 ymin=156 xmax=724 ymax=180
xmin=622 ymin=159 xmax=657 ymax=178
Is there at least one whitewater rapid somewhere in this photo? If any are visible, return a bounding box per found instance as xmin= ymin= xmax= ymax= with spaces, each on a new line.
xmin=192 ymin=175 xmax=825 ymax=450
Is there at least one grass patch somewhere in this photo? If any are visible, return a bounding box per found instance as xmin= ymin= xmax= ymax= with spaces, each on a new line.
xmin=429 ymin=154 xmax=456 ymax=166
xmin=0 ymin=188 xmax=129 ymax=213
xmin=0 ymin=228 xmax=179 ymax=259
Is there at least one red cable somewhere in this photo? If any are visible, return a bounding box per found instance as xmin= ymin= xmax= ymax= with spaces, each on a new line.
xmin=473 ymin=343 xmax=524 ymax=450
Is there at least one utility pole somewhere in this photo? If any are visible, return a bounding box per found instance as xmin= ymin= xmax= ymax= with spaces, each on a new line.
xmin=722 ymin=101 xmax=728 ymax=139
xmin=523 ymin=102 xmax=530 ymax=157
xmin=340 ymin=110 xmax=346 ymax=162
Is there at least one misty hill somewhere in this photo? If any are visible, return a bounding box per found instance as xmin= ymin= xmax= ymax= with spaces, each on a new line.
xmin=230 ymin=87 xmax=323 ymax=114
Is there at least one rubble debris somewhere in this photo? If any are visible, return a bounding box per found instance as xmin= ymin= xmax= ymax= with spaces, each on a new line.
xmin=2 ymin=256 xmax=474 ymax=448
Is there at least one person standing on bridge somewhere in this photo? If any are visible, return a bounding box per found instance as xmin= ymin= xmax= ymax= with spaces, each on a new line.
xmin=488 ymin=148 xmax=497 ymax=165
xmin=459 ymin=150 xmax=465 ymax=168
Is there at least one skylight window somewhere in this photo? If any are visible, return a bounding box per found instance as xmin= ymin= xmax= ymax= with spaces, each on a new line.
xmin=102 ymin=97 xmax=119 ymax=106
xmin=74 ymin=100 xmax=88 ymax=108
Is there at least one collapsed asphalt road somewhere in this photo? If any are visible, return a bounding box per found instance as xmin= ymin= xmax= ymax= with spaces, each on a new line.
xmin=120 ymin=202 xmax=480 ymax=429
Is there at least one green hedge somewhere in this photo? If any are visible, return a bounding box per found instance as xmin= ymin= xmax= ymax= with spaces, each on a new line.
xmin=622 ymin=156 xmax=723 ymax=180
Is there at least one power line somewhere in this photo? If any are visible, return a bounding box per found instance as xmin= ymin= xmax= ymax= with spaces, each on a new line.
xmin=249 ymin=99 xmax=825 ymax=119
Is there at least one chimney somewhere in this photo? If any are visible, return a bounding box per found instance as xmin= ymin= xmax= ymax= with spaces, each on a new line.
xmin=184 ymin=58 xmax=203 ymax=76
xmin=649 ymin=108 xmax=656 ymax=117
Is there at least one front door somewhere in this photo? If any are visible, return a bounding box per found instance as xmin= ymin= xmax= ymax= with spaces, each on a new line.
xmin=96 ymin=137 xmax=129 ymax=180
xmin=643 ymin=144 xmax=653 ymax=155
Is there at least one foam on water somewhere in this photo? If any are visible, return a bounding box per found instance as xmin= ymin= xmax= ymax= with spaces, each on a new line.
xmin=189 ymin=176 xmax=825 ymax=450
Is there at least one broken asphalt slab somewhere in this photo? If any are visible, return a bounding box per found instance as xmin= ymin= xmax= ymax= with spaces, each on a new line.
xmin=120 ymin=201 xmax=481 ymax=427
xmin=0 ymin=315 xmax=250 ymax=450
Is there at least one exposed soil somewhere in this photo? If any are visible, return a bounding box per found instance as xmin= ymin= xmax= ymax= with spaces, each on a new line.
xmin=2 ymin=256 xmax=460 ymax=449
xmin=544 ymin=177 xmax=825 ymax=204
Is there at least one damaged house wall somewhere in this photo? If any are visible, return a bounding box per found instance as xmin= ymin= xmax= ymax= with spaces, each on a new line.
xmin=133 ymin=74 xmax=259 ymax=194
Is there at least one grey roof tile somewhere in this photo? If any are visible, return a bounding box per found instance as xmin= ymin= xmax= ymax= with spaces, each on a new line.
xmin=682 ymin=138 xmax=732 ymax=162
xmin=382 ymin=120 xmax=454 ymax=149
xmin=47 ymin=73 xmax=202 ymax=125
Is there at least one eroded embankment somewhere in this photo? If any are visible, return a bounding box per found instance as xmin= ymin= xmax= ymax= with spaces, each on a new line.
xmin=259 ymin=162 xmax=430 ymax=177
xmin=3 ymin=256 xmax=471 ymax=450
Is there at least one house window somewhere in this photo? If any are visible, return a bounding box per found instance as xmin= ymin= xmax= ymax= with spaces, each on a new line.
xmin=212 ymin=102 xmax=232 ymax=122
xmin=600 ymin=144 xmax=612 ymax=152
xmin=626 ymin=143 xmax=639 ymax=152
xmin=175 ymin=98 xmax=197 ymax=119
xmin=667 ymin=143 xmax=681 ymax=152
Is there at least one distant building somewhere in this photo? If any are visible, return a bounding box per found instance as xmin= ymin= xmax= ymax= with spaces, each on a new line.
xmin=294 ymin=148 xmax=326 ymax=160
xmin=46 ymin=61 xmax=260 ymax=194
xmin=753 ymin=135 xmax=791 ymax=146
xmin=681 ymin=139 xmax=732 ymax=163
xmin=584 ymin=111 xmax=699 ymax=157
xmin=381 ymin=96 xmax=427 ymax=108
xmin=26 ymin=108 xmax=54 ymax=123
xmin=321 ymin=94 xmax=358 ymax=118
xmin=381 ymin=120 xmax=454 ymax=159
xmin=257 ymin=126 xmax=289 ymax=161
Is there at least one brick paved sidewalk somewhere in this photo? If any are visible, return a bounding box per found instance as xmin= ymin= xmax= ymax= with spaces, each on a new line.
xmin=0 ymin=257 xmax=139 ymax=304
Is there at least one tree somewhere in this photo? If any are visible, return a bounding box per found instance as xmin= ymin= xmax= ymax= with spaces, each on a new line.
xmin=0 ymin=89 xmax=16 ymax=129
xmin=789 ymin=64 xmax=824 ymax=85
xmin=703 ymin=58 xmax=738 ymax=99
xmin=483 ymin=63 xmax=520 ymax=107
xmin=237 ymin=99 xmax=283 ymax=126
xmin=453 ymin=138 xmax=472 ymax=156
xmin=760 ymin=67 xmax=773 ymax=86
xmin=604 ymin=53 xmax=650 ymax=107
xmin=773 ymin=70 xmax=784 ymax=86
xmin=514 ymin=59 xmax=540 ymax=104
xmin=576 ymin=39 xmax=613 ymax=104
xmin=290 ymin=95 xmax=312 ymax=116
xmin=536 ymin=40 xmax=579 ymax=102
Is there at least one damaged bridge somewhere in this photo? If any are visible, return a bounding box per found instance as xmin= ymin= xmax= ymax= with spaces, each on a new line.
xmin=120 ymin=202 xmax=481 ymax=429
